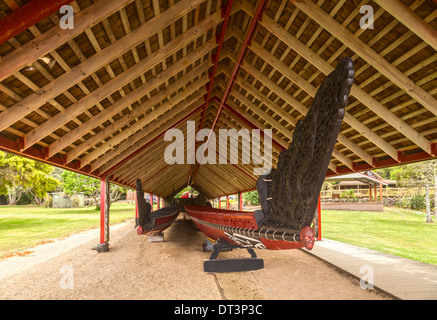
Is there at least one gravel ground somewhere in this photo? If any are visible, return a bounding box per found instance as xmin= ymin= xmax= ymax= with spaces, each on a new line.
xmin=0 ymin=216 xmax=391 ymax=300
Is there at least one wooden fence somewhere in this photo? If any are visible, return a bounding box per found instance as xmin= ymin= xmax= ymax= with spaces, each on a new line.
xmin=320 ymin=187 xmax=437 ymax=200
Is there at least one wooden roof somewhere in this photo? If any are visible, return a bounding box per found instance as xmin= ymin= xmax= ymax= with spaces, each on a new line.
xmin=0 ymin=0 xmax=436 ymax=199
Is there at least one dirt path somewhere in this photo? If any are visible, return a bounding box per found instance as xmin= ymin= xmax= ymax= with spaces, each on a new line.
xmin=0 ymin=217 xmax=391 ymax=300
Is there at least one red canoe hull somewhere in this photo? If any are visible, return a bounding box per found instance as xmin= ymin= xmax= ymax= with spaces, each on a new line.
xmin=136 ymin=207 xmax=180 ymax=236
xmin=184 ymin=204 xmax=306 ymax=250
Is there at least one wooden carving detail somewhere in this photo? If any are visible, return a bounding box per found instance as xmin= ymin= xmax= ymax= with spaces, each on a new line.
xmin=135 ymin=178 xmax=152 ymax=228
xmin=257 ymin=57 xmax=355 ymax=232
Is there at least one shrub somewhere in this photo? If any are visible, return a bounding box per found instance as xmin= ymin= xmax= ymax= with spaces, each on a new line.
xmin=409 ymin=192 xmax=426 ymax=211
xmin=340 ymin=189 xmax=356 ymax=201
xmin=243 ymin=191 xmax=260 ymax=205
xmin=395 ymin=192 xmax=426 ymax=211
xmin=395 ymin=196 xmax=410 ymax=209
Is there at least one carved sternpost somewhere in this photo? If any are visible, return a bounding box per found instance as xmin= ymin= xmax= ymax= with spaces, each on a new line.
xmin=256 ymin=57 xmax=355 ymax=232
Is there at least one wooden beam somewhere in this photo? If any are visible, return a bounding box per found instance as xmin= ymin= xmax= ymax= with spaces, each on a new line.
xmin=228 ymin=88 xmax=344 ymax=171
xmin=292 ymin=0 xmax=437 ymax=119
xmin=220 ymin=108 xmax=282 ymax=156
xmin=95 ymin=99 xmax=205 ymax=174
xmin=260 ymin=14 xmax=430 ymax=159
xmin=48 ymin=43 xmax=213 ymax=159
xmin=0 ymin=134 xmax=100 ymax=180
xmin=220 ymin=98 xmax=289 ymax=149
xmin=230 ymin=90 xmax=294 ymax=140
xmin=78 ymin=77 xmax=209 ymax=168
xmin=243 ymin=46 xmax=374 ymax=165
xmin=207 ymin=0 xmax=267 ymax=143
xmin=374 ymin=0 xmax=437 ymax=52
xmin=198 ymin=0 xmax=235 ymax=130
xmin=331 ymin=149 xmax=353 ymax=170
xmin=0 ymin=0 xmax=74 ymax=46
xmin=215 ymin=117 xmax=270 ymax=177
xmin=92 ymin=96 xmax=204 ymax=174
xmin=0 ymin=0 xmax=211 ymax=135
xmin=192 ymin=0 xmax=267 ymax=186
xmin=23 ymin=14 xmax=221 ymax=151
xmin=64 ymin=62 xmax=210 ymax=163
xmin=0 ymin=0 xmax=132 ymax=82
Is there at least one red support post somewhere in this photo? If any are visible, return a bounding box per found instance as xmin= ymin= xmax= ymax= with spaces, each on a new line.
xmin=99 ymin=176 xmax=106 ymax=244
xmin=218 ymin=197 xmax=221 ymax=209
xmin=226 ymin=195 xmax=230 ymax=210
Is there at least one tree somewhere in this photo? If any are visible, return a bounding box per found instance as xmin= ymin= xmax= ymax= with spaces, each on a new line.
xmin=61 ymin=171 xmax=126 ymax=209
xmin=27 ymin=166 xmax=60 ymax=206
xmin=243 ymin=190 xmax=260 ymax=205
xmin=391 ymin=160 xmax=436 ymax=223
xmin=0 ymin=151 xmax=60 ymax=205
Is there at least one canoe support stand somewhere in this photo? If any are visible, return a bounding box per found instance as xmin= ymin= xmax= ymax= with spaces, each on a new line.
xmin=148 ymin=233 xmax=164 ymax=242
xmin=203 ymin=239 xmax=264 ymax=273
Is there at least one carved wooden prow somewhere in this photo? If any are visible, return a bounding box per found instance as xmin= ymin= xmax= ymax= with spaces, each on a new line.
xmin=255 ymin=57 xmax=355 ymax=247
xmin=135 ymin=179 xmax=152 ymax=228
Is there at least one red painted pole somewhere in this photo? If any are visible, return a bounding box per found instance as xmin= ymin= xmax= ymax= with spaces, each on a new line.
xmin=100 ymin=176 xmax=106 ymax=244
xmin=218 ymin=197 xmax=221 ymax=209
xmin=0 ymin=0 xmax=74 ymax=45
xmin=226 ymin=195 xmax=229 ymax=210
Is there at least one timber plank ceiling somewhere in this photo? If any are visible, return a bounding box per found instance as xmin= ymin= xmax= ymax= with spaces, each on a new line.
xmin=0 ymin=0 xmax=435 ymax=198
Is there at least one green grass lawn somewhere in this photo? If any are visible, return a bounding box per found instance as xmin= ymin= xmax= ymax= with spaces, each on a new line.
xmin=0 ymin=202 xmax=135 ymax=258
xmin=321 ymin=207 xmax=437 ymax=265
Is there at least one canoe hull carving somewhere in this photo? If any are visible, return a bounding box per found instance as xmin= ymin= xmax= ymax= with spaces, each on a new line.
xmin=135 ymin=179 xmax=179 ymax=236
xmin=185 ymin=204 xmax=312 ymax=250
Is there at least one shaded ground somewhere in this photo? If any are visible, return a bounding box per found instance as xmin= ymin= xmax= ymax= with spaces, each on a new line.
xmin=0 ymin=216 xmax=390 ymax=300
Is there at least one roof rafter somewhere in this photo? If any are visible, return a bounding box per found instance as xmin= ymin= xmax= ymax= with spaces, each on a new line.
xmin=0 ymin=0 xmax=208 ymax=138
xmin=293 ymin=0 xmax=437 ymax=122
xmin=24 ymin=12 xmax=222 ymax=153
xmin=259 ymin=14 xmax=432 ymax=159
xmin=374 ymin=0 xmax=437 ymax=52
xmin=0 ymin=0 xmax=132 ymax=82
